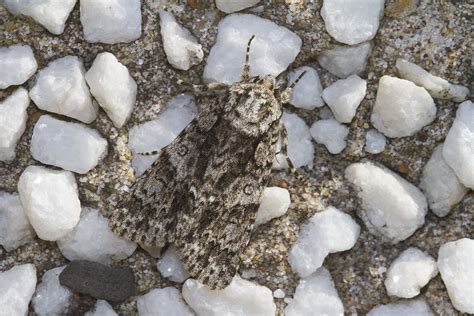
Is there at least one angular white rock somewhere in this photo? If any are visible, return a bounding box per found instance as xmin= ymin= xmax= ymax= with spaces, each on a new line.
xmin=85 ymin=52 xmax=137 ymax=128
xmin=18 ymin=165 xmax=81 ymax=241
xmin=0 ymin=87 xmax=29 ymax=161
xmin=157 ymin=245 xmax=190 ymax=283
xmin=437 ymin=238 xmax=474 ymax=314
xmin=384 ymin=247 xmax=438 ymax=298
xmin=29 ymin=56 xmax=97 ymax=124
xmin=203 ymin=14 xmax=301 ymax=84
xmin=137 ymin=287 xmax=194 ymax=316
xmin=1 ymin=0 xmax=76 ymax=34
xmin=57 ymin=207 xmax=137 ymax=264
xmin=159 ymin=9 xmax=203 ymax=71
xmin=368 ymin=299 xmax=434 ymax=316
xmin=129 ymin=93 xmax=198 ymax=176
xmin=285 ymin=267 xmax=344 ymax=316
xmin=32 ymin=266 xmax=72 ymax=316
xmin=396 ymin=59 xmax=469 ymax=102
xmin=0 ymin=264 xmax=37 ymax=316
xmin=371 ymin=76 xmax=436 ymax=138
xmin=345 ymin=161 xmax=428 ymax=243
xmin=442 ymin=101 xmax=474 ymax=189
xmin=182 ymin=275 xmax=276 ymax=316
xmin=365 ymin=129 xmax=386 ymax=154
xmin=420 ymin=145 xmax=468 ymax=217
xmin=288 ymin=206 xmax=360 ymax=278
xmin=215 ymin=0 xmax=260 ymax=13
xmin=321 ymin=0 xmax=385 ymax=45
xmin=310 ymin=119 xmax=349 ymax=154
xmin=255 ymin=187 xmax=291 ymax=226
xmin=287 ymin=66 xmax=324 ymax=110
xmin=322 ymin=75 xmax=367 ymax=123
xmin=0 ymin=192 xmax=35 ymax=251
xmin=273 ymin=112 xmax=314 ymax=169
xmin=85 ymin=300 xmax=118 ymax=316
xmin=80 ymin=0 xmax=142 ymax=44
xmin=31 ymin=115 xmax=108 ymax=174
xmin=0 ymin=44 xmax=37 ymax=89
xmin=318 ymin=42 xmax=372 ymax=78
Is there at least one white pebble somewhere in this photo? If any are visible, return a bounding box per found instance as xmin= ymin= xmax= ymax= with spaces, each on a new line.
xmin=18 ymin=165 xmax=81 ymax=241
xmin=396 ymin=59 xmax=469 ymax=102
xmin=273 ymin=289 xmax=285 ymax=299
xmin=129 ymin=93 xmax=198 ymax=176
xmin=182 ymin=275 xmax=276 ymax=316
xmin=384 ymin=247 xmax=438 ymax=298
xmin=0 ymin=191 xmax=35 ymax=251
xmin=364 ymin=129 xmax=386 ymax=154
xmin=321 ymin=0 xmax=385 ymax=45
xmin=287 ymin=66 xmax=324 ymax=110
xmin=310 ymin=119 xmax=349 ymax=154
xmin=29 ymin=56 xmax=97 ymax=124
xmin=84 ymin=300 xmax=118 ymax=316
xmin=420 ymin=145 xmax=468 ymax=217
xmin=1 ymin=0 xmax=76 ymax=34
xmin=57 ymin=207 xmax=137 ymax=264
xmin=322 ymin=75 xmax=367 ymax=123
xmin=0 ymin=264 xmax=37 ymax=316
xmin=203 ymin=14 xmax=301 ymax=84
xmin=215 ymin=0 xmax=260 ymax=13
xmin=80 ymin=0 xmax=141 ymax=44
xmin=241 ymin=269 xmax=257 ymax=279
xmin=285 ymin=267 xmax=344 ymax=316
xmin=345 ymin=161 xmax=428 ymax=243
xmin=255 ymin=187 xmax=290 ymax=226
xmin=0 ymin=44 xmax=37 ymax=89
xmin=31 ymin=115 xmax=108 ymax=174
xmin=0 ymin=87 xmax=29 ymax=161
xmin=288 ymin=206 xmax=360 ymax=278
xmin=442 ymin=100 xmax=474 ymax=189
xmin=437 ymin=238 xmax=474 ymax=314
xmin=371 ymin=76 xmax=436 ymax=138
xmin=318 ymin=42 xmax=372 ymax=78
xmin=157 ymin=245 xmax=190 ymax=283
xmin=32 ymin=266 xmax=72 ymax=316
xmin=368 ymin=299 xmax=434 ymax=316
xmin=85 ymin=52 xmax=137 ymax=128
xmin=137 ymin=287 xmax=194 ymax=316
xmin=159 ymin=10 xmax=203 ymax=71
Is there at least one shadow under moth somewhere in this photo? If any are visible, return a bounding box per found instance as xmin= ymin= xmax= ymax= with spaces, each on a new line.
xmin=109 ymin=36 xmax=306 ymax=289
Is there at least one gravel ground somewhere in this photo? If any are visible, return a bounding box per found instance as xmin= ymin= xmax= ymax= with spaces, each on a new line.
xmin=0 ymin=0 xmax=472 ymax=315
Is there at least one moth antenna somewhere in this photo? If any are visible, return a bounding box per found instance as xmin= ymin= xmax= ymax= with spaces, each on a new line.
xmin=242 ymin=35 xmax=256 ymax=81
xmin=280 ymin=70 xmax=308 ymax=103
xmin=288 ymin=70 xmax=307 ymax=89
xmin=137 ymin=150 xmax=160 ymax=156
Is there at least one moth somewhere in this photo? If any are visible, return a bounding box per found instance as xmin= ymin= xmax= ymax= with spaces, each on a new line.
xmin=109 ymin=36 xmax=306 ymax=289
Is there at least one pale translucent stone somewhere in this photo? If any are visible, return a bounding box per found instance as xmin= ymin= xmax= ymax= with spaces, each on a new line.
xmin=288 ymin=206 xmax=360 ymax=277
xmin=1 ymin=0 xmax=76 ymax=34
xmin=384 ymin=247 xmax=438 ymax=298
xmin=80 ymin=0 xmax=142 ymax=44
xmin=157 ymin=245 xmax=190 ymax=283
xmin=273 ymin=289 xmax=285 ymax=299
xmin=396 ymin=59 xmax=469 ymax=102
xmin=18 ymin=166 xmax=81 ymax=241
xmin=0 ymin=87 xmax=29 ymax=161
xmin=287 ymin=66 xmax=324 ymax=110
xmin=31 ymin=115 xmax=108 ymax=174
xmin=182 ymin=275 xmax=276 ymax=316
xmin=0 ymin=191 xmax=35 ymax=251
xmin=310 ymin=119 xmax=349 ymax=154
xmin=159 ymin=9 xmax=203 ymax=71
xmin=32 ymin=266 xmax=72 ymax=316
xmin=0 ymin=264 xmax=37 ymax=316
xmin=84 ymin=300 xmax=117 ymax=316
xmin=442 ymin=101 xmax=474 ymax=189
xmin=371 ymin=76 xmax=436 ymax=138
xmin=255 ymin=187 xmax=291 ymax=226
xmin=345 ymin=161 xmax=428 ymax=243
xmin=203 ymin=14 xmax=301 ymax=84
xmin=365 ymin=129 xmax=386 ymax=154
xmin=420 ymin=145 xmax=468 ymax=217
xmin=0 ymin=44 xmax=37 ymax=89
xmin=285 ymin=267 xmax=344 ymax=316
xmin=437 ymin=238 xmax=474 ymax=314
xmin=85 ymin=52 xmax=137 ymax=128
xmin=318 ymin=42 xmax=372 ymax=78
xmin=57 ymin=207 xmax=137 ymax=264
xmin=368 ymin=299 xmax=434 ymax=316
xmin=322 ymin=75 xmax=367 ymax=123
xmin=215 ymin=0 xmax=260 ymax=13
xmin=321 ymin=0 xmax=385 ymax=45
xmin=137 ymin=287 xmax=194 ymax=316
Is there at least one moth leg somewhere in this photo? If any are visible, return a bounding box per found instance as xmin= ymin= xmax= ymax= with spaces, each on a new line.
xmin=242 ymin=35 xmax=256 ymax=81
xmin=279 ymin=125 xmax=297 ymax=172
